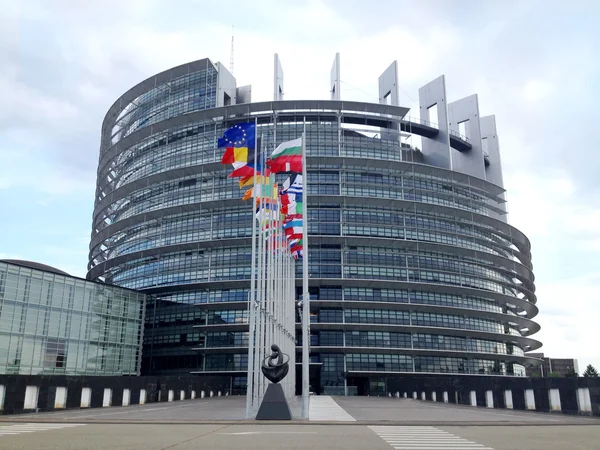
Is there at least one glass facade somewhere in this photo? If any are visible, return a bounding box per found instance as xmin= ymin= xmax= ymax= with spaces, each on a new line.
xmin=89 ymin=58 xmax=541 ymax=392
xmin=0 ymin=261 xmax=146 ymax=375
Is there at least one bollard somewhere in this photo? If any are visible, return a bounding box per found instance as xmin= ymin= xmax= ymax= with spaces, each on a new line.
xmin=432 ymin=392 xmax=437 ymax=402
xmin=485 ymin=390 xmax=493 ymax=408
xmin=396 ymin=392 xmax=399 ymax=398
xmin=210 ymin=391 xmax=214 ymax=397
xmin=548 ymin=389 xmax=561 ymax=412
xmin=576 ymin=388 xmax=592 ymax=414
xmin=403 ymin=392 xmax=407 ymax=398
xmin=201 ymin=390 xmax=205 ymax=398
xmin=191 ymin=391 xmax=196 ymax=400
xmin=525 ymin=389 xmax=535 ymax=410
xmin=81 ymin=388 xmax=91 ymax=408
xmin=443 ymin=391 xmax=448 ymax=403
xmin=0 ymin=385 xmax=4 ymax=411
xmin=469 ymin=391 xmax=477 ymax=407
xmin=140 ymin=389 xmax=147 ymax=405
xmin=24 ymin=386 xmax=39 ymax=410
xmin=421 ymin=392 xmax=426 ymax=401
xmin=218 ymin=391 xmax=222 ymax=397
xmin=122 ymin=389 xmax=131 ymax=406
xmin=54 ymin=387 xmax=67 ymax=409
xmin=180 ymin=390 xmax=185 ymax=401
xmin=412 ymin=391 xmax=417 ymax=399
xmin=504 ymin=390 xmax=513 ymax=409
xmin=103 ymin=388 xmax=112 ymax=407
xmin=168 ymin=390 xmax=174 ymax=402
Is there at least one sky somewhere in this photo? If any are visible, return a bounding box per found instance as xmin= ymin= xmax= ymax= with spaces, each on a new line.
xmin=1 ymin=0 xmax=599 ymax=373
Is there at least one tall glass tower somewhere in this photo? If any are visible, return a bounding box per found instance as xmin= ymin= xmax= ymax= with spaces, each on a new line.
xmin=88 ymin=57 xmax=541 ymax=395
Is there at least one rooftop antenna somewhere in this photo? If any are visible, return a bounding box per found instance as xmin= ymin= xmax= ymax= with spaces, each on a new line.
xmin=230 ymin=25 xmax=234 ymax=74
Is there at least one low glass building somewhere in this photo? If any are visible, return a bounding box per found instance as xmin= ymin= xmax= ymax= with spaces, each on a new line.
xmin=88 ymin=57 xmax=542 ymax=395
xmin=0 ymin=260 xmax=146 ymax=376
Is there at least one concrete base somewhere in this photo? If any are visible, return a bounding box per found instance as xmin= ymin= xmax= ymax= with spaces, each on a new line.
xmin=256 ymin=384 xmax=291 ymax=420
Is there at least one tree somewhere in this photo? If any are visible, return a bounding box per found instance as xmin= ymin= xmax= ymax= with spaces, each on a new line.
xmin=583 ymin=364 xmax=599 ymax=378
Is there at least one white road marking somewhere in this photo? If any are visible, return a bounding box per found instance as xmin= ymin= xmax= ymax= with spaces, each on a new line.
xmin=369 ymin=426 xmax=494 ymax=450
xmin=0 ymin=423 xmax=85 ymax=437
xmin=219 ymin=431 xmax=318 ymax=435
xmin=309 ymin=396 xmax=355 ymax=421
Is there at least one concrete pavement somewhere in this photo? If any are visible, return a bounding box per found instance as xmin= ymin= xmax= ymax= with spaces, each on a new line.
xmin=0 ymin=423 xmax=599 ymax=450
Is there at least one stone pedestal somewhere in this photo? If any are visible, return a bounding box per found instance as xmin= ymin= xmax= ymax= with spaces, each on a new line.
xmin=256 ymin=384 xmax=291 ymax=420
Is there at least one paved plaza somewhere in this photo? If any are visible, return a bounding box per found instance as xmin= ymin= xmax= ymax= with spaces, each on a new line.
xmin=3 ymin=395 xmax=598 ymax=425
xmin=0 ymin=423 xmax=599 ymax=450
xmin=0 ymin=396 xmax=599 ymax=449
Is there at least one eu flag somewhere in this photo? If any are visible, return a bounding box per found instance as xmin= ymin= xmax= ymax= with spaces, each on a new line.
xmin=218 ymin=122 xmax=256 ymax=164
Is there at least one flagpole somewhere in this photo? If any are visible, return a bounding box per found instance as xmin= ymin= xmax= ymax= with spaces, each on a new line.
xmin=301 ymin=118 xmax=310 ymax=419
xmin=245 ymin=118 xmax=258 ymax=418
xmin=254 ymin=134 xmax=266 ymax=407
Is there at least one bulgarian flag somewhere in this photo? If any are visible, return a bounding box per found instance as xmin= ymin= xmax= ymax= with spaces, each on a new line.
xmin=269 ymin=137 xmax=302 ymax=173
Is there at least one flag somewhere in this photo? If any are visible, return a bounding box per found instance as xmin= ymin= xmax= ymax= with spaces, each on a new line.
xmin=228 ymin=157 xmax=262 ymax=178
xmin=283 ymin=214 xmax=302 ymax=222
xmin=281 ymin=202 xmax=302 ymax=215
xmin=240 ymin=174 xmax=271 ymax=189
xmin=281 ymin=192 xmax=303 ymax=206
xmin=256 ymin=208 xmax=279 ymax=222
xmin=219 ymin=123 xmax=255 ymax=164
xmin=283 ymin=217 xmax=303 ymax=236
xmin=242 ymin=183 xmax=271 ymax=201
xmin=281 ymin=174 xmax=303 ymax=195
xmin=242 ymin=188 xmax=253 ymax=201
xmin=269 ymin=137 xmax=302 ymax=173
xmin=292 ymin=249 xmax=303 ymax=260
xmin=280 ymin=191 xmax=303 ymax=215
xmin=239 ymin=175 xmax=254 ymax=188
xmin=290 ymin=239 xmax=303 ymax=250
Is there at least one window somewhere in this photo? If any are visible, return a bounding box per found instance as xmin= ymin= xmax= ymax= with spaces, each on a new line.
xmin=178 ymin=178 xmax=197 ymax=188
xmin=44 ymin=338 xmax=67 ymax=369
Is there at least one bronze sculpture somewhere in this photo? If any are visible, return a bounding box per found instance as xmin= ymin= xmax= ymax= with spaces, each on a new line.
xmin=261 ymin=344 xmax=289 ymax=383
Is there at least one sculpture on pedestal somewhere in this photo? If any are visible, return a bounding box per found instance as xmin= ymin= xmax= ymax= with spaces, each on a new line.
xmin=256 ymin=344 xmax=292 ymax=420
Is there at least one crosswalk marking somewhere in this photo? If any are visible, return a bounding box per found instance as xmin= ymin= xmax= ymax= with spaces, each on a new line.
xmin=369 ymin=426 xmax=494 ymax=449
xmin=0 ymin=423 xmax=85 ymax=437
xmin=309 ymin=396 xmax=355 ymax=421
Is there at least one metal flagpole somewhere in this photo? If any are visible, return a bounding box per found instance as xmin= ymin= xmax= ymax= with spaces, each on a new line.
xmin=258 ymin=138 xmax=268 ymax=401
xmin=301 ymin=118 xmax=310 ymax=418
xmin=291 ymin=252 xmax=296 ymax=399
xmin=245 ymin=118 xmax=259 ymax=418
xmin=266 ymin=176 xmax=273 ymax=392
xmin=253 ymin=134 xmax=265 ymax=411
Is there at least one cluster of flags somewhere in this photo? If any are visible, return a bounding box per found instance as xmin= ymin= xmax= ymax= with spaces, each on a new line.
xmin=218 ymin=122 xmax=304 ymax=259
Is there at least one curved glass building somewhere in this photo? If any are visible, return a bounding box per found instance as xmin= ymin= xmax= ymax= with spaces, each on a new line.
xmin=88 ymin=57 xmax=541 ymax=395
